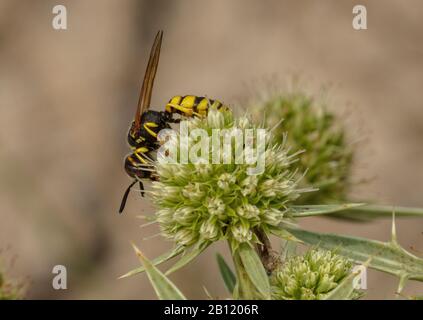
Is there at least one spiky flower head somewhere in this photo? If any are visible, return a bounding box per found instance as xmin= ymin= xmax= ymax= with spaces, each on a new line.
xmin=152 ymin=108 xmax=307 ymax=250
xmin=271 ymin=248 xmax=353 ymax=300
xmin=251 ymin=92 xmax=353 ymax=204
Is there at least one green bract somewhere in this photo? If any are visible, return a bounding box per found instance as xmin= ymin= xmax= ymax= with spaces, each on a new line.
xmin=152 ymin=109 xmax=308 ymax=250
xmin=251 ymin=92 xmax=353 ymax=204
xmin=271 ymin=248 xmax=354 ymax=300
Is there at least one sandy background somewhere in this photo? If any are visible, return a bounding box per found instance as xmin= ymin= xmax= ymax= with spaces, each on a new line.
xmin=0 ymin=0 xmax=422 ymax=299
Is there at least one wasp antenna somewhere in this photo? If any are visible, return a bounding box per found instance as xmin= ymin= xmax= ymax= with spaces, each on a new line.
xmin=139 ymin=180 xmax=145 ymax=197
xmin=118 ymin=180 xmax=138 ymax=214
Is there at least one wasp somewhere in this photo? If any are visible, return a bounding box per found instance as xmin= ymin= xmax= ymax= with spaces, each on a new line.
xmin=119 ymin=30 xmax=228 ymax=214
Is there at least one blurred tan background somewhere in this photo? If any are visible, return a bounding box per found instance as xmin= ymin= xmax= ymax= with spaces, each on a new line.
xmin=0 ymin=0 xmax=422 ymax=299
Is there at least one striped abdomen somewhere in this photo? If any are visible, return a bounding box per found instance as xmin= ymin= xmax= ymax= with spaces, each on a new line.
xmin=165 ymin=95 xmax=227 ymax=117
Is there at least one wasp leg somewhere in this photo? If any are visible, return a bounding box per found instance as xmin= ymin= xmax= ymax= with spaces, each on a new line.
xmin=167 ymin=118 xmax=181 ymax=123
xmin=143 ymin=122 xmax=158 ymax=138
xmin=139 ymin=180 xmax=145 ymax=197
xmin=133 ymin=147 xmax=151 ymax=164
xmin=119 ymin=180 xmax=138 ymax=214
xmin=165 ymin=103 xmax=202 ymax=117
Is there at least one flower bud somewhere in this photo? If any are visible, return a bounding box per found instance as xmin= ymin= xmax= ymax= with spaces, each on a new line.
xmin=231 ymin=222 xmax=253 ymax=243
xmin=206 ymin=197 xmax=226 ymax=218
xmin=236 ymin=204 xmax=260 ymax=220
xmin=217 ymin=173 xmax=236 ymax=191
xmin=199 ymin=217 xmax=220 ymax=241
xmin=182 ymin=183 xmax=205 ymax=201
xmin=271 ymin=248 xmax=355 ymax=300
xmin=174 ymin=228 xmax=198 ymax=247
xmin=174 ymin=207 xmax=196 ymax=226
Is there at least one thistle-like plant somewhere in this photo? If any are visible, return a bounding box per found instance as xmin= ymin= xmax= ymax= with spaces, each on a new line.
xmin=123 ymin=95 xmax=423 ymax=300
xmin=152 ymin=109 xmax=309 ymax=253
xmin=250 ymin=91 xmax=353 ymax=204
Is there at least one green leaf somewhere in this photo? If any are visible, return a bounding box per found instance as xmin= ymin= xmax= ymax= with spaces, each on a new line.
xmin=286 ymin=220 xmax=423 ymax=292
xmin=165 ymin=241 xmax=210 ymax=275
xmin=336 ymin=204 xmax=423 ymax=220
xmin=238 ymin=243 xmax=271 ymax=299
xmin=232 ymin=248 xmax=260 ymax=299
xmin=216 ymin=253 xmax=236 ymax=294
xmin=290 ymin=203 xmax=364 ymax=217
xmin=270 ymin=227 xmax=303 ymax=243
xmin=324 ymin=262 xmax=367 ymax=300
xmin=119 ymin=246 xmax=184 ymax=279
xmin=132 ymin=244 xmax=186 ymax=300
xmin=281 ymin=240 xmax=297 ymax=261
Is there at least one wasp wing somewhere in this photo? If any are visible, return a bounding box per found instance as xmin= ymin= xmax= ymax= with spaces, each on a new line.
xmin=134 ymin=30 xmax=163 ymax=130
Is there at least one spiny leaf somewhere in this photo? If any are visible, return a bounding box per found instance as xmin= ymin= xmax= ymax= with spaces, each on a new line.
xmin=238 ymin=243 xmax=271 ymax=299
xmin=335 ymin=204 xmax=423 ymax=220
xmin=119 ymin=246 xmax=184 ymax=279
xmin=216 ymin=253 xmax=236 ymax=295
xmin=281 ymin=240 xmax=297 ymax=261
xmin=286 ymin=222 xmax=423 ymax=292
xmin=131 ymin=244 xmax=186 ymax=300
xmin=290 ymin=203 xmax=364 ymax=217
xmin=271 ymin=227 xmax=303 ymax=243
xmin=165 ymin=241 xmax=210 ymax=275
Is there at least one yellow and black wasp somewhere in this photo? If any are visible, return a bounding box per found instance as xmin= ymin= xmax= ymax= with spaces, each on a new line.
xmin=119 ymin=30 xmax=228 ymax=214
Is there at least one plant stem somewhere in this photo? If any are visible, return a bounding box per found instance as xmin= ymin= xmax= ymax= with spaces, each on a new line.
xmin=254 ymin=228 xmax=280 ymax=274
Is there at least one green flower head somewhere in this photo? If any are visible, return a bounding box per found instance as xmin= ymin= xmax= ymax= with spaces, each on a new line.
xmin=251 ymin=92 xmax=353 ymax=204
xmin=152 ymin=109 xmax=308 ymax=250
xmin=271 ymin=248 xmax=353 ymax=300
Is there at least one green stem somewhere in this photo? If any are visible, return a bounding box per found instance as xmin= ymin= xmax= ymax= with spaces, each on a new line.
xmin=254 ymin=228 xmax=280 ymax=274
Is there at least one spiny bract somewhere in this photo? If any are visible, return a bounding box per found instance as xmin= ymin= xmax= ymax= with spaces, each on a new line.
xmin=152 ymin=109 xmax=309 ymax=249
xmin=271 ymin=248 xmax=353 ymax=300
